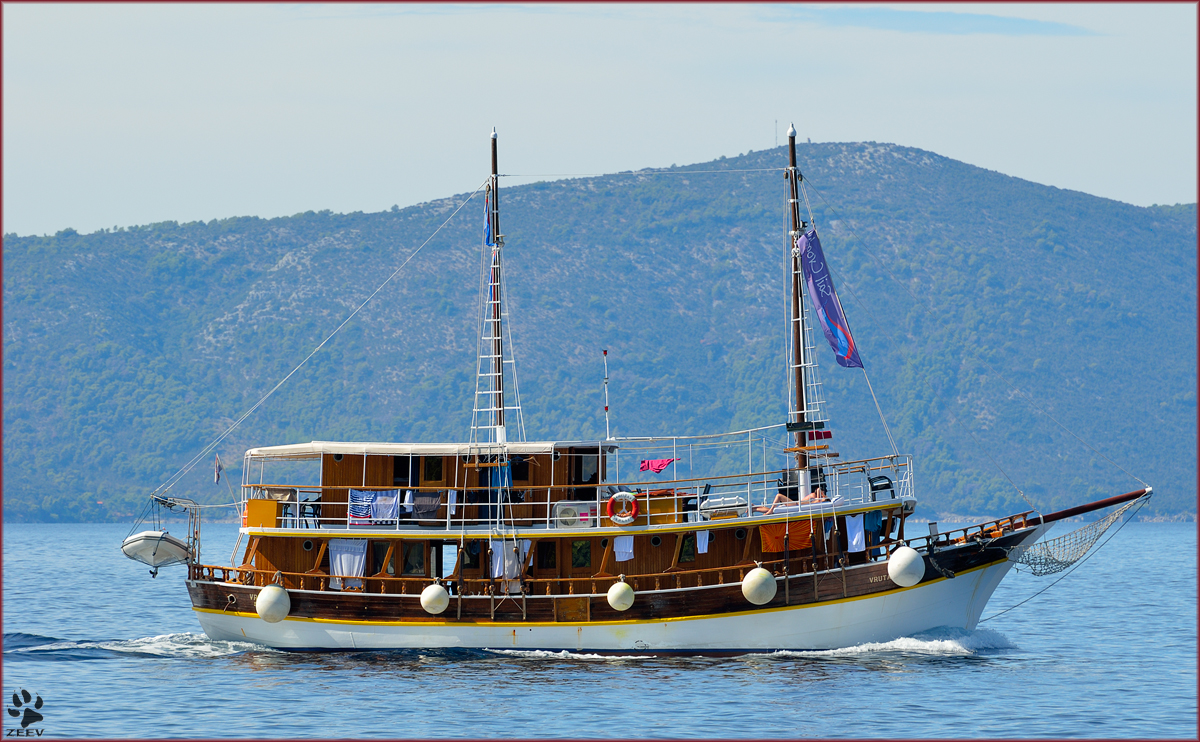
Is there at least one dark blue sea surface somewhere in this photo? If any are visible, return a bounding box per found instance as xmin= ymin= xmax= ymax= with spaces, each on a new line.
xmin=2 ymin=521 xmax=1195 ymax=738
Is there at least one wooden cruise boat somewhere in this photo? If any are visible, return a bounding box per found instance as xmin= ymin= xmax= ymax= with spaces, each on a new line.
xmin=139 ymin=127 xmax=1150 ymax=652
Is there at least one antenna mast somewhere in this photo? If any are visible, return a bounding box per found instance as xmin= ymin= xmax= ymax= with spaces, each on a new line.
xmin=602 ymin=349 xmax=611 ymax=440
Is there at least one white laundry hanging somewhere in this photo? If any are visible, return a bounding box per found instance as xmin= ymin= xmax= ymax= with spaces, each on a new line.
xmin=328 ymin=538 xmax=368 ymax=590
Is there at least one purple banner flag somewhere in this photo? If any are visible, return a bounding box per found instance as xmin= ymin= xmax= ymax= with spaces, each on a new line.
xmin=797 ymin=229 xmax=863 ymax=369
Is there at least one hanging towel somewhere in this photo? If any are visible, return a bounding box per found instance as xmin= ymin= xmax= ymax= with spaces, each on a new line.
xmin=489 ymin=539 xmax=532 ymax=579
xmin=448 ymin=490 xmax=458 ymax=515
xmin=328 ymin=538 xmax=368 ymax=590
xmin=370 ymin=490 xmax=400 ymax=521
xmin=413 ymin=493 xmax=441 ymax=520
xmin=614 ymin=535 xmax=635 ymax=562
xmin=846 ymin=514 xmax=866 ymax=553
xmin=863 ymin=509 xmax=884 ymax=556
xmin=401 ymin=489 xmax=415 ymax=514
xmin=696 ymin=530 xmax=710 ymax=554
xmin=760 ymin=521 xmax=815 ymax=553
xmin=640 ymin=458 xmax=679 ymax=474
xmin=348 ymin=489 xmax=375 ymax=525
xmin=491 ymin=464 xmax=513 ymax=489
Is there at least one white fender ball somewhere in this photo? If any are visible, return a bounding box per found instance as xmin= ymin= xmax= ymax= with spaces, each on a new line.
xmin=607 ymin=580 xmax=635 ymax=611
xmin=741 ymin=567 xmax=778 ymax=606
xmin=887 ymin=546 xmax=926 ymax=587
xmin=421 ymin=583 xmax=450 ymax=615
xmin=256 ymin=583 xmax=291 ymax=623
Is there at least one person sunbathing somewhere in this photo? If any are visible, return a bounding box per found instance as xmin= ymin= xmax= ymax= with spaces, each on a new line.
xmin=754 ymin=487 xmax=827 ymax=514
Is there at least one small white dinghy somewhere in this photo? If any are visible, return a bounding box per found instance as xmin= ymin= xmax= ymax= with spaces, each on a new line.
xmin=122 ymin=530 xmax=190 ymax=576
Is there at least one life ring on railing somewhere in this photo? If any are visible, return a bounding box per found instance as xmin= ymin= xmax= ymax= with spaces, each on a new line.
xmin=606 ymin=492 xmax=640 ymax=526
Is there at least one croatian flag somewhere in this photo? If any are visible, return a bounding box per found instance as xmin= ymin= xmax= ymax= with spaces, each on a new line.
xmin=484 ymin=190 xmax=496 ymax=247
xmin=796 ymin=230 xmax=863 ymax=369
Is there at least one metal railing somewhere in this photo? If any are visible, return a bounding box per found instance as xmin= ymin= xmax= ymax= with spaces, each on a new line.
xmin=237 ymin=455 xmax=914 ymax=531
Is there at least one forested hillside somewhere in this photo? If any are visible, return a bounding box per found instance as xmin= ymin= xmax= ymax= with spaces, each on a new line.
xmin=3 ymin=142 xmax=1195 ymax=521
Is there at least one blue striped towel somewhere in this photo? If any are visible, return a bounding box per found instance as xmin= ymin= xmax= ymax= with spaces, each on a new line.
xmin=348 ymin=489 xmax=374 ymax=524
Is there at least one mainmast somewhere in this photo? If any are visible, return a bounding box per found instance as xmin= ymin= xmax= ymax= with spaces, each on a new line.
xmin=786 ymin=123 xmax=810 ymax=464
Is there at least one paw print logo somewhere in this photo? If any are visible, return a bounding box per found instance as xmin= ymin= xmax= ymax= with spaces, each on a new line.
xmin=7 ymin=689 xmax=43 ymax=729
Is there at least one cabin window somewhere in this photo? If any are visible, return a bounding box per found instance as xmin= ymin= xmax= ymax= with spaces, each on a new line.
xmin=402 ymin=542 xmax=426 ymax=576
xmin=394 ymin=456 xmax=414 ymax=487
xmin=372 ymin=541 xmax=395 ymax=576
xmin=511 ymin=456 xmax=531 ymax=482
xmin=680 ymin=534 xmax=696 ymax=563
xmin=650 ymin=536 xmax=662 ymax=548
xmin=573 ymin=455 xmax=599 ymax=485
xmin=571 ymin=540 xmax=591 ymax=569
xmin=464 ymin=541 xmax=480 ymax=570
xmin=423 ymin=456 xmax=443 ymax=483
xmin=537 ymin=541 xmax=557 ymax=569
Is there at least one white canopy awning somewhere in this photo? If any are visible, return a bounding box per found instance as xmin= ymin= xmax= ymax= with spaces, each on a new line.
xmin=245 ymin=440 xmax=613 ymax=460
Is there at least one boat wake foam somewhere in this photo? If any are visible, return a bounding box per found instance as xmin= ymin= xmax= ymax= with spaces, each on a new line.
xmin=769 ymin=627 xmax=1015 ymax=658
xmin=478 ymin=628 xmax=1013 ymax=660
xmin=483 ymin=648 xmax=650 ymax=661
xmin=3 ymin=632 xmax=275 ymax=660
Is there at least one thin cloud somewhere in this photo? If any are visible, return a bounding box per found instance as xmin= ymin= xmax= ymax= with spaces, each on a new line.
xmin=774 ymin=6 xmax=1097 ymax=37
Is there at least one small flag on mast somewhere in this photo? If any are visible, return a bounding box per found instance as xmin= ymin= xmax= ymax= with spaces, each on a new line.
xmin=214 ymin=454 xmax=223 ymax=484
xmin=484 ymin=190 xmax=496 ymax=247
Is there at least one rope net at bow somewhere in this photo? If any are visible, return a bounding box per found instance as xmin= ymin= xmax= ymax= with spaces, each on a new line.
xmin=1008 ymin=494 xmax=1149 ymax=576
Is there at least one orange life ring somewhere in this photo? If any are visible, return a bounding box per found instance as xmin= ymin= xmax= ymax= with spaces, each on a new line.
xmin=606 ymin=492 xmax=639 ymax=525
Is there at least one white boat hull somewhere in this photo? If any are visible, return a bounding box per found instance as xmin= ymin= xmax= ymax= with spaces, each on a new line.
xmin=193 ymin=554 xmax=1025 ymax=652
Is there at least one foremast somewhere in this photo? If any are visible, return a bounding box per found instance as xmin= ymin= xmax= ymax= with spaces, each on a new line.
xmin=470 ymin=128 xmax=526 ymax=450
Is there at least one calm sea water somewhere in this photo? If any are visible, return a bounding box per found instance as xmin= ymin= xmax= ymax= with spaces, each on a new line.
xmin=2 ymin=520 xmax=1195 ymax=738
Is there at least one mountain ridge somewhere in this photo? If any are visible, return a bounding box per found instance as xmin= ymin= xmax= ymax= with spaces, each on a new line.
xmin=3 ymin=141 xmax=1195 ymax=522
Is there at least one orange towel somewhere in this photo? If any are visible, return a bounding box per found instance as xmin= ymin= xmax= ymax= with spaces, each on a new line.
xmin=760 ymin=520 xmax=816 ymax=553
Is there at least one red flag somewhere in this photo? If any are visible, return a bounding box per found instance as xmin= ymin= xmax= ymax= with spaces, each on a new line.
xmin=640 ymin=458 xmax=679 ymax=474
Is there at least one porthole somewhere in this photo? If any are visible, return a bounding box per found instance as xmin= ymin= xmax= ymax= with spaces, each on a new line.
xmin=302 ymin=540 xmax=314 ymax=552
xmin=651 ymin=536 xmax=663 ymax=547
xmin=332 ymin=453 xmax=343 ymax=462
xmin=601 ymin=538 xmax=609 ymax=549
xmin=735 ymin=528 xmax=747 ymax=540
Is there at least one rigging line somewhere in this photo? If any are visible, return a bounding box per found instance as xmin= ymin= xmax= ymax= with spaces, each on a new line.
xmin=803 ymin=177 xmax=900 ymax=458
xmin=802 ymin=178 xmax=1148 ymax=490
xmin=860 ymin=369 xmax=899 ymax=457
xmin=217 ymin=452 xmax=238 ymax=505
xmin=825 ymin=259 xmax=1034 ymax=508
xmin=978 ymin=495 xmax=1147 ymax=622
xmin=152 ymin=179 xmax=490 ymax=497
xmin=497 ymin=167 xmax=784 ymax=178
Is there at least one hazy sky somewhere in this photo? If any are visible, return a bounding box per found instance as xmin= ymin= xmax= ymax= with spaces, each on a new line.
xmin=4 ymin=3 xmax=1196 ymax=237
